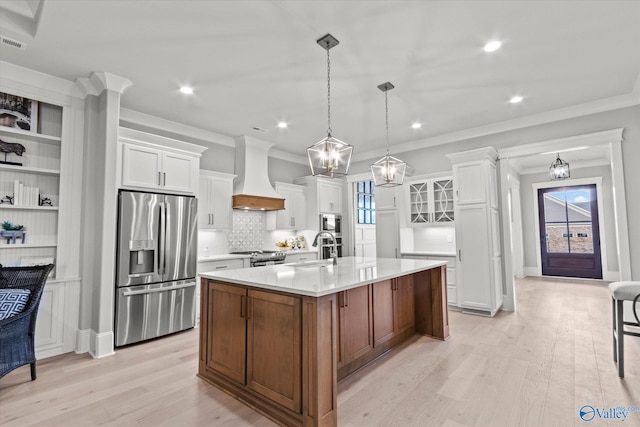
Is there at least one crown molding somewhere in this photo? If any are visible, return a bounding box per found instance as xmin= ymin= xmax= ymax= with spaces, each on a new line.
xmin=352 ymin=92 xmax=640 ymax=163
xmin=118 ymin=126 xmax=207 ymax=155
xmin=0 ymin=60 xmax=80 ymax=102
xmin=200 ymin=170 xmax=236 ymax=180
xmin=269 ymin=148 xmax=307 ymax=165
xmin=499 ymin=128 xmax=623 ymax=159
xmin=75 ymin=72 xmax=132 ymax=97
xmin=345 ymin=171 xmax=375 ymax=183
xmin=446 ymin=146 xmax=499 ymax=164
xmin=517 ymin=158 xmax=611 ymax=176
xmin=119 ymin=108 xmax=235 ymax=148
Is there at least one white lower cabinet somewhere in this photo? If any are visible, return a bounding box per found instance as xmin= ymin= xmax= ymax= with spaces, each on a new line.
xmin=35 ymin=279 xmax=81 ymax=359
xmin=284 ymin=252 xmax=318 ymax=264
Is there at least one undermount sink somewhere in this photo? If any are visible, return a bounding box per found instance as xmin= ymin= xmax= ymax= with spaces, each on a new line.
xmin=287 ymin=260 xmax=334 ymax=268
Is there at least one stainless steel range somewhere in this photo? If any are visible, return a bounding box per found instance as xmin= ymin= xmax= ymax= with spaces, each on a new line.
xmin=229 ymin=250 xmax=287 ymax=267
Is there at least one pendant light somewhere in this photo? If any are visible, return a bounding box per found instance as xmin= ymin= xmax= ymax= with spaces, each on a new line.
xmin=549 ymin=153 xmax=570 ymax=180
xmin=370 ymin=82 xmax=407 ymax=187
xmin=307 ymin=33 xmax=353 ymax=178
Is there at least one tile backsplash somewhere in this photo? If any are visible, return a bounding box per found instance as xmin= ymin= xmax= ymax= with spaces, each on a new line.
xmin=228 ymin=210 xmax=264 ymax=250
xmin=198 ymin=211 xmax=317 ymax=256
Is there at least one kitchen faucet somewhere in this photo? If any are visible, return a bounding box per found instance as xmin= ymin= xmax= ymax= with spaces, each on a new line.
xmin=312 ymin=231 xmax=338 ymax=265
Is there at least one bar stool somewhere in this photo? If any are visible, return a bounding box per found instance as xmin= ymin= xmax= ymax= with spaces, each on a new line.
xmin=609 ymin=281 xmax=640 ymax=378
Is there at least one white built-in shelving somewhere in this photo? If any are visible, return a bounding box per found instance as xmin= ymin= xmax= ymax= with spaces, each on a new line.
xmin=0 ymin=98 xmax=62 ymax=272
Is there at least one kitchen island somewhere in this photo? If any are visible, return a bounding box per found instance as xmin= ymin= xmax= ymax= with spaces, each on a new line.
xmin=198 ymin=256 xmax=449 ymax=427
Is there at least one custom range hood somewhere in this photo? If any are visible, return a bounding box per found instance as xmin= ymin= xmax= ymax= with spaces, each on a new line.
xmin=232 ymin=135 xmax=285 ymax=211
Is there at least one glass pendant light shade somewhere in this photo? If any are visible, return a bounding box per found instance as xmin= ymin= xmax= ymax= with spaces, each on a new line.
xmin=308 ymin=33 xmax=352 ymax=178
xmin=371 ymin=153 xmax=407 ymax=187
xmin=549 ymin=153 xmax=570 ymax=180
xmin=307 ymin=134 xmax=353 ymax=177
xmin=371 ymin=81 xmax=407 ymax=187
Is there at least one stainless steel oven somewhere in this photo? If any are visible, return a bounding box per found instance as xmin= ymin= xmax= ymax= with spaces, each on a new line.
xmin=320 ymin=214 xmax=341 ymax=234
xmin=229 ymin=250 xmax=286 ymax=267
xmin=320 ymin=236 xmax=343 ymax=260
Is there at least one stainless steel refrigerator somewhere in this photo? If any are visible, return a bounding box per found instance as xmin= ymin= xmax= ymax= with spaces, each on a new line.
xmin=115 ymin=190 xmax=197 ymax=346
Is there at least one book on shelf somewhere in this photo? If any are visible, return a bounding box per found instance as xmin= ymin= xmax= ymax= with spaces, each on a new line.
xmin=12 ymin=179 xmax=39 ymax=206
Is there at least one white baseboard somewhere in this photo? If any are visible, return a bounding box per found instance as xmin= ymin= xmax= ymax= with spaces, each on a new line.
xmin=75 ymin=329 xmax=91 ymax=354
xmin=604 ymin=271 xmax=620 ymax=282
xmin=89 ymin=330 xmax=115 ymax=359
xmin=523 ymin=267 xmax=539 ymax=277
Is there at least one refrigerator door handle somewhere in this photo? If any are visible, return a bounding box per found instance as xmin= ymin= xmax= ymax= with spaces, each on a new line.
xmin=122 ymin=281 xmax=196 ymax=297
xmin=158 ymin=202 xmax=166 ymax=276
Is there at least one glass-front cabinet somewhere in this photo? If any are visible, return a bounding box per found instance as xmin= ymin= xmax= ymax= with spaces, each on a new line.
xmin=407 ymin=176 xmax=454 ymax=226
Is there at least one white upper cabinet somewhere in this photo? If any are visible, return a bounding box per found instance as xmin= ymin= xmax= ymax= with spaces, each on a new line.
xmin=294 ymin=176 xmax=345 ymax=229
xmin=318 ymin=180 xmax=342 ymax=213
xmin=406 ymin=175 xmax=454 ymax=226
xmin=268 ymin=182 xmax=307 ymax=230
xmin=198 ymin=171 xmax=235 ymax=230
xmin=162 ymin=151 xmax=199 ymax=193
xmin=375 ymin=185 xmax=399 ymax=210
xmin=121 ymin=143 xmax=162 ymax=188
xmin=118 ymin=127 xmax=206 ymax=195
xmin=453 ymin=163 xmax=486 ymax=205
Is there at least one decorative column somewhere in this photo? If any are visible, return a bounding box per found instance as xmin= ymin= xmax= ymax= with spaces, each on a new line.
xmin=76 ymin=72 xmax=132 ymax=358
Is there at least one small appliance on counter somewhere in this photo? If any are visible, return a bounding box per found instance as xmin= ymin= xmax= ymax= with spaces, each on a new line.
xmin=114 ymin=190 xmax=198 ymax=347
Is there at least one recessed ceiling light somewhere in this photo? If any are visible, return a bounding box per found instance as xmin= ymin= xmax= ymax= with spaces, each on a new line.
xmin=509 ymin=95 xmax=524 ymax=104
xmin=277 ymin=122 xmax=288 ymax=129
xmin=411 ymin=122 xmax=422 ymax=129
xmin=179 ymin=86 xmax=194 ymax=95
xmin=484 ymin=40 xmax=502 ymax=52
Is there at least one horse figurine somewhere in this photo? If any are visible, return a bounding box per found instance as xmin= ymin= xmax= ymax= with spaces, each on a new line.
xmin=0 ymin=138 xmax=26 ymax=165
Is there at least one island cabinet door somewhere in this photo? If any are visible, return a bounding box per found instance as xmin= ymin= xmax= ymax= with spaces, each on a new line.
xmin=246 ymin=289 xmax=302 ymax=413
xmin=394 ymin=275 xmax=415 ymax=334
xmin=372 ymin=280 xmax=395 ymax=347
xmin=206 ymin=282 xmax=247 ymax=385
xmin=338 ymin=285 xmax=373 ymax=366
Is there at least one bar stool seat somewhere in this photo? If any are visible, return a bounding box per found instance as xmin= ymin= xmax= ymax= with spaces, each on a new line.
xmin=609 ymin=281 xmax=640 ymax=379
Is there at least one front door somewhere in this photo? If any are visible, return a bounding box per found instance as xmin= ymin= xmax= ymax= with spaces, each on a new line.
xmin=538 ymin=184 xmax=602 ymax=279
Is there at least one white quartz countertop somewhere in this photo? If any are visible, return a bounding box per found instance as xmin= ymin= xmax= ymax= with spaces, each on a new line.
xmin=401 ymin=251 xmax=457 ymax=257
xmin=198 ymin=254 xmax=251 ymax=263
xmin=200 ymin=256 xmax=447 ymax=297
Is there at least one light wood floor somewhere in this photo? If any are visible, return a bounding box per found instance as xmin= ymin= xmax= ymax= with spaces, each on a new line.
xmin=1 ymin=277 xmax=639 ymax=426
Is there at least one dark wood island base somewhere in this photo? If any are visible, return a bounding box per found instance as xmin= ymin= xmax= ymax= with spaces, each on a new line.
xmin=198 ymin=265 xmax=448 ymax=427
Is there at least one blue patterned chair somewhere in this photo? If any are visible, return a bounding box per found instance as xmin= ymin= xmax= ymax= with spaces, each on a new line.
xmin=0 ymin=264 xmax=55 ymax=380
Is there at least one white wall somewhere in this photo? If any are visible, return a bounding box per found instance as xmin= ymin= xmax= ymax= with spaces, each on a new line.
xmin=410 ymin=227 xmax=456 ymax=253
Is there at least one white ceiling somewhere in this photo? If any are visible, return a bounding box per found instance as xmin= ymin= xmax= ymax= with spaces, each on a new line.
xmin=1 ymin=0 xmax=639 ymax=166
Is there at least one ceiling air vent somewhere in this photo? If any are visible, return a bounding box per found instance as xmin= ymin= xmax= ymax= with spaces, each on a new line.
xmin=1 ymin=35 xmax=27 ymax=50
xmin=251 ymin=126 xmax=268 ymax=133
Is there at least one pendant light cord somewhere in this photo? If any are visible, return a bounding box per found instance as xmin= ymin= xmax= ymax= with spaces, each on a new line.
xmin=326 ymin=42 xmax=332 ymax=135
xmin=385 ymin=90 xmax=390 ymax=155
